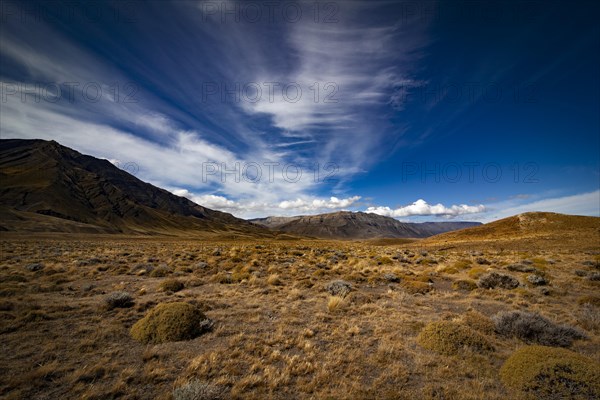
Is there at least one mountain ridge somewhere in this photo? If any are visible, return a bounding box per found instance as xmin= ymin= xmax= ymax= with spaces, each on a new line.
xmin=250 ymin=211 xmax=482 ymax=239
xmin=0 ymin=139 xmax=269 ymax=237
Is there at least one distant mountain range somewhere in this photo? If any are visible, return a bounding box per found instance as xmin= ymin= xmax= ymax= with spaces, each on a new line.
xmin=0 ymin=139 xmax=269 ymax=237
xmin=250 ymin=212 xmax=481 ymax=239
xmin=0 ymin=138 xmax=492 ymax=240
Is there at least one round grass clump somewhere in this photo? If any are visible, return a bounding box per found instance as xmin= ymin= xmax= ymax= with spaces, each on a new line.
xmin=417 ymin=321 xmax=494 ymax=355
xmin=500 ymin=345 xmax=600 ymax=399
xmin=452 ymin=279 xmax=478 ymax=292
xmin=105 ymin=291 xmax=134 ymax=310
xmin=130 ymin=302 xmax=211 ymax=344
xmin=160 ymin=279 xmax=184 ymax=292
xmin=402 ymin=279 xmax=432 ymax=294
xmin=462 ymin=311 xmax=495 ymax=335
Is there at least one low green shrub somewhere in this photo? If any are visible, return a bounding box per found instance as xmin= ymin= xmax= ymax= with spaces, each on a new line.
xmin=500 ymin=345 xmax=600 ymax=399
xmin=130 ymin=302 xmax=212 ymax=344
xmin=417 ymin=321 xmax=494 ymax=355
xmin=160 ymin=279 xmax=184 ymax=292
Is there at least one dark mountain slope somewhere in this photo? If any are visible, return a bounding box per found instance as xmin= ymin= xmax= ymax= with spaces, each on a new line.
xmin=0 ymin=139 xmax=268 ymax=236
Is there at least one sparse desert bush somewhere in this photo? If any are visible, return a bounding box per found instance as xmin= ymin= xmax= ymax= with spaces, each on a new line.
xmin=20 ymin=310 xmax=52 ymax=323
xmin=105 ymin=291 xmax=134 ymax=310
xmin=247 ymin=274 xmax=264 ymax=287
xmin=588 ymin=273 xmax=600 ymax=281
xmin=412 ymin=274 xmax=433 ymax=283
xmin=578 ymin=304 xmax=600 ymax=332
xmin=506 ymin=263 xmax=536 ymax=273
xmin=82 ymin=283 xmax=95 ymax=292
xmin=131 ymin=263 xmax=154 ymax=275
xmin=382 ymin=272 xmax=400 ymax=282
xmin=467 ymin=266 xmax=487 ymax=279
xmin=25 ymin=263 xmax=44 ymax=272
xmin=327 ymin=295 xmax=344 ymax=312
xmin=526 ymin=274 xmax=547 ymax=286
xmin=478 ymin=272 xmax=520 ymax=289
xmin=194 ymin=261 xmax=208 ymax=270
xmin=454 ymin=259 xmax=472 ymax=270
xmin=452 ymin=279 xmax=478 ymax=291
xmin=287 ymin=288 xmax=304 ymax=300
xmin=267 ymin=274 xmax=282 ymax=286
xmin=377 ymin=256 xmax=393 ymax=265
xmin=531 ymin=257 xmax=547 ymax=264
xmin=500 ymin=345 xmax=600 ymax=399
xmin=415 ymin=257 xmax=430 ymax=265
xmin=0 ymin=301 xmax=14 ymax=311
xmin=476 ymin=257 xmax=490 ymax=265
xmin=130 ymin=302 xmax=212 ymax=344
xmin=213 ymin=272 xmax=233 ymax=284
xmin=324 ymin=280 xmax=352 ymax=297
xmin=402 ymin=279 xmax=432 ymax=294
xmin=462 ymin=311 xmax=495 ymax=335
xmin=438 ymin=265 xmax=459 ymax=274
xmin=578 ymin=295 xmax=600 ymax=306
xmin=493 ymin=310 xmax=587 ymax=347
xmin=149 ymin=265 xmax=170 ymax=277
xmin=160 ymin=279 xmax=184 ymax=292
xmin=231 ymin=270 xmax=250 ymax=282
xmin=173 ymin=379 xmax=226 ymax=400
xmin=417 ymin=321 xmax=493 ymax=355
xmin=5 ymin=274 xmax=27 ymax=282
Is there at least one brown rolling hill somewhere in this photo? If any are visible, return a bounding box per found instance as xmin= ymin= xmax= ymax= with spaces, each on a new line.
xmin=419 ymin=212 xmax=600 ymax=251
xmin=251 ymin=211 xmax=481 ymax=239
xmin=0 ymin=139 xmax=271 ymax=237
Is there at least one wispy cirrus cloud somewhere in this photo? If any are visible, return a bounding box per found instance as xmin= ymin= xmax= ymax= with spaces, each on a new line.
xmin=0 ymin=0 xmax=430 ymax=218
xmin=237 ymin=3 xmax=429 ymax=171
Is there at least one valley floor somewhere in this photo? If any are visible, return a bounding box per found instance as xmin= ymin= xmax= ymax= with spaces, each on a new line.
xmin=0 ymin=235 xmax=598 ymax=399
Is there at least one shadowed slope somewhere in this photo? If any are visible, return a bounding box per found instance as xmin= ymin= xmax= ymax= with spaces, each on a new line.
xmin=0 ymin=139 xmax=268 ymax=236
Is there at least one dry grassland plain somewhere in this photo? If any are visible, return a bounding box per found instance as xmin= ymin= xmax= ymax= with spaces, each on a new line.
xmin=0 ymin=235 xmax=599 ymax=399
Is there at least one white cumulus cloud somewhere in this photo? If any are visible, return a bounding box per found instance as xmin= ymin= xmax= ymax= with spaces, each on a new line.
xmin=366 ymin=199 xmax=486 ymax=218
xmin=171 ymin=189 xmax=361 ymax=218
xmin=278 ymin=196 xmax=361 ymax=211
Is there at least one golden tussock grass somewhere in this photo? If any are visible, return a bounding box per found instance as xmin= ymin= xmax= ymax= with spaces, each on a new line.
xmin=0 ymin=235 xmax=598 ymax=399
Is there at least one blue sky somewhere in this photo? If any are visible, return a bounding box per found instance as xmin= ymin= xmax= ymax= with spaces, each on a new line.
xmin=1 ymin=0 xmax=598 ymax=221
